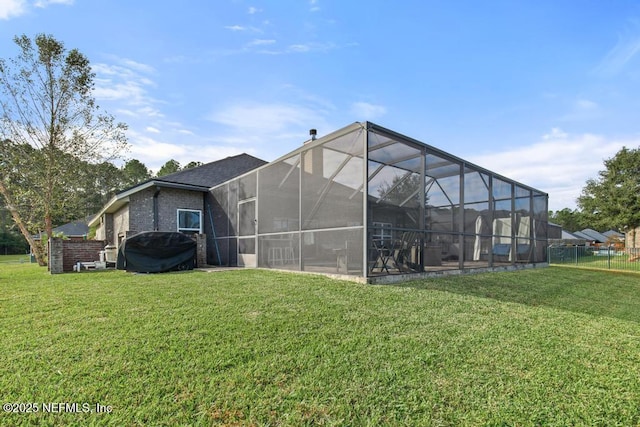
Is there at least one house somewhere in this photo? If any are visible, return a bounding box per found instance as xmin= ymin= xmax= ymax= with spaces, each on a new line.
xmin=89 ymin=153 xmax=267 ymax=264
xmin=34 ymin=220 xmax=90 ymax=241
xmin=547 ymin=222 xmax=562 ymax=239
xmin=603 ymin=229 xmax=625 ymax=250
xmin=89 ymin=122 xmax=549 ymax=283
xmin=572 ymin=228 xmax=610 ymax=246
xmin=547 ymin=225 xmax=586 ymax=247
xmin=603 ymin=230 xmax=624 ymax=242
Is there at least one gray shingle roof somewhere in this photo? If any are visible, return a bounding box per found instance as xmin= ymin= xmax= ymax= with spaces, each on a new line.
xmin=603 ymin=230 xmax=624 ymax=239
xmin=561 ymin=230 xmax=582 ymax=240
xmin=572 ymin=231 xmax=595 ymax=241
xmin=579 ymin=228 xmax=609 ymax=243
xmin=54 ymin=220 xmax=90 ymax=236
xmin=34 ymin=220 xmax=89 ymax=239
xmin=156 ymin=153 xmax=267 ymax=188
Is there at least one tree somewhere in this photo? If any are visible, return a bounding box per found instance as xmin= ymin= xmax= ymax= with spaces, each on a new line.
xmin=156 ymin=159 xmax=181 ymax=177
xmin=577 ymin=146 xmax=640 ymax=246
xmin=549 ymin=208 xmax=588 ymax=232
xmin=0 ymin=34 xmax=128 ymax=265
xmin=71 ymin=160 xmax=124 ymax=221
xmin=183 ymin=161 xmax=203 ymax=170
xmin=121 ymin=159 xmax=151 ymax=187
xmin=0 ymin=194 xmax=29 ymax=254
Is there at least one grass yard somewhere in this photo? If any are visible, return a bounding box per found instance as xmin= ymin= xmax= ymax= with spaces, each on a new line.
xmin=1 ymin=261 xmax=640 ymax=426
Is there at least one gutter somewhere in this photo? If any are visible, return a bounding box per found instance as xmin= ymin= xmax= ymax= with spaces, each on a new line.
xmin=153 ymin=188 xmax=160 ymax=231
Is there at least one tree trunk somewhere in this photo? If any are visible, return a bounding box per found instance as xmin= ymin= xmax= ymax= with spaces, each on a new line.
xmin=0 ymin=181 xmax=47 ymax=265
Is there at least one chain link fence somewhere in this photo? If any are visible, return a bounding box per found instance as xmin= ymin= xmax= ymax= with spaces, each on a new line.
xmin=548 ymin=245 xmax=640 ymax=272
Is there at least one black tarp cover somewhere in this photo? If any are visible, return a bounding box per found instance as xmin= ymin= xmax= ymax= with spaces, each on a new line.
xmin=116 ymin=231 xmax=196 ymax=273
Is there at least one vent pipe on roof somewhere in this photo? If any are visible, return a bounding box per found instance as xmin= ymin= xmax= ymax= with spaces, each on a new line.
xmin=309 ymin=129 xmax=317 ymax=141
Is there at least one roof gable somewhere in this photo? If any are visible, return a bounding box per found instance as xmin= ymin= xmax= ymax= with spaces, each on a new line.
xmin=89 ymin=153 xmax=267 ymax=226
xmin=155 ymin=154 xmax=267 ymax=188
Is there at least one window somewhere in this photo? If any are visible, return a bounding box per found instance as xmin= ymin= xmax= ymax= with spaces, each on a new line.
xmin=372 ymin=222 xmax=393 ymax=246
xmin=177 ymin=209 xmax=202 ymax=234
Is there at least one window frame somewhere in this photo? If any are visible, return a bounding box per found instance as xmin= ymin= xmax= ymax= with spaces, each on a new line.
xmin=177 ymin=208 xmax=203 ymax=234
xmin=372 ymin=221 xmax=393 ymax=246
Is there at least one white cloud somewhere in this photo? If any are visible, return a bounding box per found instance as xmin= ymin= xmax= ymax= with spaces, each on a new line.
xmin=288 ymin=44 xmax=311 ymax=53
xmin=542 ymin=128 xmax=568 ymax=140
xmin=0 ymin=0 xmax=26 ymax=19
xmin=248 ymin=6 xmax=260 ymax=14
xmin=211 ymin=103 xmax=321 ymax=134
xmin=92 ymin=59 xmax=162 ymax=118
xmin=145 ymin=126 xmax=160 ymax=134
xmin=0 ymin=0 xmax=73 ymax=19
xmin=594 ymin=21 xmax=640 ymax=76
xmin=560 ymin=98 xmax=602 ymax=122
xmin=207 ymin=101 xmax=334 ymax=159
xmin=576 ymin=99 xmax=598 ymax=110
xmin=285 ymin=42 xmax=336 ymax=54
xmin=350 ymin=102 xmax=387 ymax=120
xmin=125 ymin=129 xmax=251 ymax=172
xmin=247 ymin=39 xmax=276 ymax=47
xmin=468 ymin=129 xmax=636 ymax=211
xmin=225 ymin=25 xmax=246 ymax=31
xmin=34 ymin=0 xmax=73 ymax=8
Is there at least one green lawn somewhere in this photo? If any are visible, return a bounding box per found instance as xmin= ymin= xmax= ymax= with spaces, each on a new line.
xmin=1 ymin=261 xmax=640 ymax=426
xmin=0 ymin=254 xmax=31 ymax=264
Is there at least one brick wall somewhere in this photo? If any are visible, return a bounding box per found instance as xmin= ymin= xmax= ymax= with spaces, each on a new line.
xmin=128 ymin=188 xmax=154 ymax=233
xmin=49 ymin=238 xmax=64 ymax=274
xmin=157 ymin=188 xmax=204 ymax=231
xmin=128 ymin=187 xmax=204 ymax=233
xmin=195 ymin=233 xmax=207 ymax=267
xmin=49 ymin=239 xmax=107 ymax=273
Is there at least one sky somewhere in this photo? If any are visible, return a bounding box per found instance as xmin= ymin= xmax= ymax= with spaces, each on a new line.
xmin=1 ymin=0 xmax=640 ymax=211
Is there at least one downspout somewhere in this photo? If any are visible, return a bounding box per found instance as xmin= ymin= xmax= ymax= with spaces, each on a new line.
xmin=153 ymin=188 xmax=160 ymax=231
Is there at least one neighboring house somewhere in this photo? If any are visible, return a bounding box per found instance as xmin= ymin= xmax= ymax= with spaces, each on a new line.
xmin=548 ymin=222 xmax=562 ymax=239
xmin=548 ymin=226 xmax=586 ymax=246
xmin=35 ymin=220 xmax=90 ymax=240
xmin=89 ymin=154 xmax=267 ymax=261
xmin=603 ymin=230 xmax=624 ymax=241
xmin=580 ymin=228 xmax=609 ymax=243
xmin=32 ymin=219 xmax=90 ymax=260
xmin=574 ymin=228 xmax=610 ymax=245
xmin=561 ymin=230 xmax=583 ymax=241
xmin=603 ymin=229 xmax=625 ymax=250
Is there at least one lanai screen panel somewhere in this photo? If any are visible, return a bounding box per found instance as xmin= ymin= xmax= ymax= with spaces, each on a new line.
xmin=256 ymin=155 xmax=300 ymax=271
xmin=208 ymin=121 xmax=548 ymax=277
xmin=424 ymin=151 xmax=463 ymax=270
xmin=492 ymin=177 xmax=513 ymax=266
xmin=463 ymin=167 xmax=490 ymax=268
xmin=300 ymin=127 xmax=365 ymax=274
xmin=533 ymin=191 xmax=548 ymax=262
xmin=365 ymin=122 xmax=549 ymax=277
xmin=368 ymin=131 xmax=423 ymax=233
xmin=301 ymin=129 xmax=365 ymax=231
xmin=258 ymin=155 xmax=300 ymax=234
xmin=367 ymin=128 xmax=426 ymax=274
